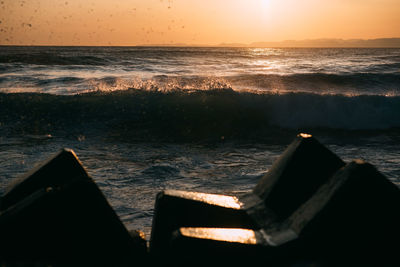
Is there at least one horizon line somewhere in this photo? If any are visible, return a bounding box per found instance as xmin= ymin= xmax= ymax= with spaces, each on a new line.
xmin=1 ymin=37 xmax=400 ymax=48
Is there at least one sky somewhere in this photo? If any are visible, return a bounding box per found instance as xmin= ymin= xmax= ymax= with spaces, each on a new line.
xmin=0 ymin=0 xmax=399 ymax=46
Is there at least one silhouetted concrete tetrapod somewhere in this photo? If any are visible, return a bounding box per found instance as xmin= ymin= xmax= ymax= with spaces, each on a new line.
xmin=149 ymin=133 xmax=345 ymax=255
xmin=0 ymin=148 xmax=87 ymax=211
xmin=170 ymin=160 xmax=400 ymax=264
xmin=285 ymin=159 xmax=400 ymax=263
xmin=0 ymin=149 xmax=146 ymax=264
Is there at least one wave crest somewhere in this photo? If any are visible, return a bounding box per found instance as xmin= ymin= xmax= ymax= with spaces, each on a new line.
xmin=1 ymin=90 xmax=400 ymax=142
xmin=87 ymin=76 xmax=234 ymax=93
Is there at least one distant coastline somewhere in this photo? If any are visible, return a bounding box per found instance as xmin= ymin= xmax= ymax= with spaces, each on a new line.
xmin=247 ymin=38 xmax=400 ymax=48
xmin=142 ymin=38 xmax=400 ymax=48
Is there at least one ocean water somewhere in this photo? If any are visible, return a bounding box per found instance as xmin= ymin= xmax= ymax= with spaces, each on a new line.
xmin=0 ymin=46 xmax=399 ymax=237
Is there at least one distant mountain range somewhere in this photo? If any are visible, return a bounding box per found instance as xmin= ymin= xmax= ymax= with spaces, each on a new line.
xmin=143 ymin=38 xmax=400 ymax=48
xmin=245 ymin=38 xmax=400 ymax=48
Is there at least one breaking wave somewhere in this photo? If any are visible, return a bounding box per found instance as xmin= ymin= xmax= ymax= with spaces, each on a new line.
xmin=228 ymin=73 xmax=400 ymax=96
xmin=1 ymin=88 xmax=400 ymax=142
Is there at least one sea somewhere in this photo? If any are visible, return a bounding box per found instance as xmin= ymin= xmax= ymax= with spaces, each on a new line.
xmin=0 ymin=46 xmax=399 ymax=238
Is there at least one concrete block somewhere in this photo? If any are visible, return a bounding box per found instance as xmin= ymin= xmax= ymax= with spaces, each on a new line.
xmin=150 ymin=133 xmax=345 ymax=254
xmin=149 ymin=190 xmax=258 ymax=255
xmin=1 ymin=148 xmax=88 ymax=211
xmin=170 ymin=227 xmax=267 ymax=258
xmin=286 ymin=160 xmax=400 ymax=263
xmin=170 ymin=227 xmax=297 ymax=262
xmin=168 ymin=161 xmax=400 ymax=264
xmin=0 ymin=149 xmax=147 ymax=264
xmin=253 ymin=133 xmax=345 ymax=220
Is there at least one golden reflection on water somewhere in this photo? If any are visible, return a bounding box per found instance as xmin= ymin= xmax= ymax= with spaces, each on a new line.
xmin=167 ymin=190 xmax=243 ymax=209
xmin=180 ymin=228 xmax=257 ymax=244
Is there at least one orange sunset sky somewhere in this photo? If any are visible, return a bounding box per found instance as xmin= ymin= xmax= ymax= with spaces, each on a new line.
xmin=1 ymin=0 xmax=399 ymax=46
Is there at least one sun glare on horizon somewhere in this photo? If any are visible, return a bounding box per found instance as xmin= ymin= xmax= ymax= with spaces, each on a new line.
xmin=261 ymin=0 xmax=270 ymax=11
